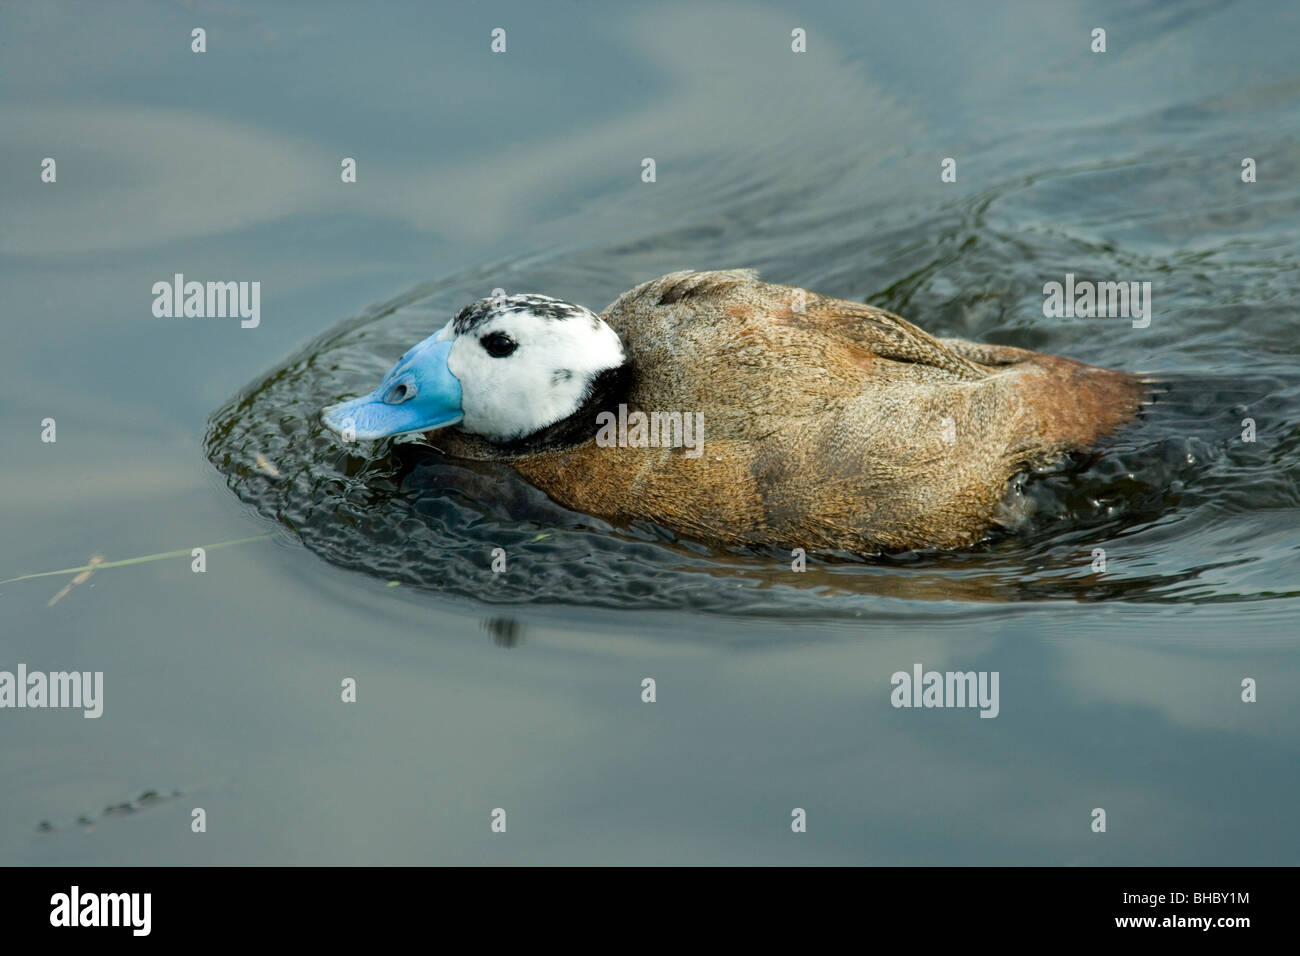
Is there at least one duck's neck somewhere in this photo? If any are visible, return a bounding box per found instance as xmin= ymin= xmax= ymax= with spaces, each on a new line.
xmin=484 ymin=361 xmax=637 ymax=459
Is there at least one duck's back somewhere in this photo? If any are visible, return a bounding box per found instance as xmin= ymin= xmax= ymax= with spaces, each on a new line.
xmin=510 ymin=270 xmax=1142 ymax=552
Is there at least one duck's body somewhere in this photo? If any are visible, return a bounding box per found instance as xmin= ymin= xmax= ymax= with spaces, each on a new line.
xmin=323 ymin=270 xmax=1142 ymax=554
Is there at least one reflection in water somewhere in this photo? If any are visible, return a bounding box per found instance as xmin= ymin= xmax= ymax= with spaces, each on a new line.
xmin=483 ymin=617 xmax=524 ymax=648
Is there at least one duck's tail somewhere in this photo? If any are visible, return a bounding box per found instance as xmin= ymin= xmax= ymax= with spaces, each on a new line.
xmin=938 ymin=336 xmax=1146 ymax=455
xmin=1036 ymin=355 xmax=1146 ymax=450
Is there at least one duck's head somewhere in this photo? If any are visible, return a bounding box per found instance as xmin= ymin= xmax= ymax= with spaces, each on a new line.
xmin=321 ymin=293 xmax=626 ymax=443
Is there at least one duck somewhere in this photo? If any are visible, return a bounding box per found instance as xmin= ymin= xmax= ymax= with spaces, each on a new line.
xmin=321 ymin=269 xmax=1142 ymax=554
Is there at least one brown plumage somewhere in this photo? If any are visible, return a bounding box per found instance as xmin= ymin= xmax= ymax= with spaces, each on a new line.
xmin=430 ymin=269 xmax=1142 ymax=554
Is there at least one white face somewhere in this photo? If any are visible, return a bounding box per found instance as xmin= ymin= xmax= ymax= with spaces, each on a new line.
xmin=436 ymin=295 xmax=626 ymax=442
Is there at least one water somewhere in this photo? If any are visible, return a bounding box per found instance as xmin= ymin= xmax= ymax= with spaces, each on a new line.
xmin=3 ymin=1 xmax=1298 ymax=864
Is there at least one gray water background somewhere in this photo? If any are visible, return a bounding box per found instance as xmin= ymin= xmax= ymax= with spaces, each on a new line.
xmin=2 ymin=1 xmax=1297 ymax=864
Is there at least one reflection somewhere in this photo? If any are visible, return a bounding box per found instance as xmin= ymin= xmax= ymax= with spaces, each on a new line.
xmin=482 ymin=616 xmax=524 ymax=648
xmin=1 ymin=4 xmax=919 ymax=257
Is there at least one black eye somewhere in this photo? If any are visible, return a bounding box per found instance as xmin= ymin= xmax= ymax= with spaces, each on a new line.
xmin=481 ymin=332 xmax=517 ymax=358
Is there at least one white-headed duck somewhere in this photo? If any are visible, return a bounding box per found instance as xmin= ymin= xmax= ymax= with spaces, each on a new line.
xmin=322 ymin=270 xmax=1141 ymax=553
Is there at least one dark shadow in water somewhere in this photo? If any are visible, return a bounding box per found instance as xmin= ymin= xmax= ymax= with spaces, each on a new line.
xmin=482 ymin=617 xmax=524 ymax=648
